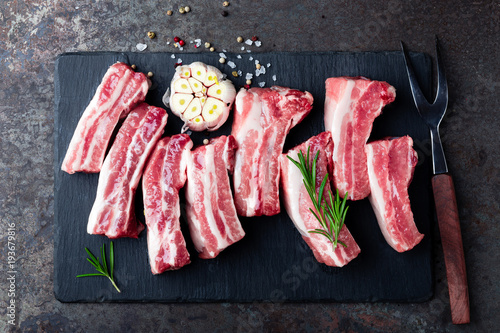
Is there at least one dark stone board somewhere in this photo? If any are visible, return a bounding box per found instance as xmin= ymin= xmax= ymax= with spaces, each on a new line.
xmin=54 ymin=51 xmax=433 ymax=303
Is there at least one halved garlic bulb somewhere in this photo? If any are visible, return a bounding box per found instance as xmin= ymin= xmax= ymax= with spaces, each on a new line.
xmin=163 ymin=61 xmax=236 ymax=132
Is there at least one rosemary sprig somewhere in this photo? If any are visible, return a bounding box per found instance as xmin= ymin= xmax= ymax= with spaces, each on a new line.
xmin=77 ymin=241 xmax=121 ymax=292
xmin=287 ymin=146 xmax=349 ymax=250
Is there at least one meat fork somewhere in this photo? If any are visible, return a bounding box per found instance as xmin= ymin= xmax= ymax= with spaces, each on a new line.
xmin=401 ymin=39 xmax=470 ymax=324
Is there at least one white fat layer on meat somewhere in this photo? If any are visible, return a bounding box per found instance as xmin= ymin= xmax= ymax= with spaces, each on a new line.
xmin=203 ymin=146 xmax=231 ymax=250
xmin=325 ymin=79 xmax=355 ymax=193
xmin=366 ymin=144 xmax=398 ymax=250
xmin=282 ymin=154 xmax=345 ymax=267
xmin=233 ymin=91 xmax=264 ymax=215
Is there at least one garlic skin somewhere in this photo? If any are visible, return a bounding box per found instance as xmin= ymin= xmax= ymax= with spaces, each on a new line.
xmin=164 ymin=61 xmax=236 ymax=132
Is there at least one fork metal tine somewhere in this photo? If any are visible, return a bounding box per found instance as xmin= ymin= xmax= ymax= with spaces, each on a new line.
xmin=434 ymin=37 xmax=449 ymax=114
xmin=400 ymin=41 xmax=431 ymax=113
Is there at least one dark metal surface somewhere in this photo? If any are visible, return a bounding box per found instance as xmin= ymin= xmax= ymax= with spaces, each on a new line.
xmin=402 ymin=39 xmax=448 ymax=175
xmin=0 ymin=1 xmax=499 ymax=332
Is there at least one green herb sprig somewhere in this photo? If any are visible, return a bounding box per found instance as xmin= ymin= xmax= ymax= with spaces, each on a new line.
xmin=287 ymin=146 xmax=349 ymax=250
xmin=77 ymin=241 xmax=120 ymax=292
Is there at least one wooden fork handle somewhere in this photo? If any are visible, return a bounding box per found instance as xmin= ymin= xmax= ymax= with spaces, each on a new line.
xmin=432 ymin=174 xmax=470 ymax=324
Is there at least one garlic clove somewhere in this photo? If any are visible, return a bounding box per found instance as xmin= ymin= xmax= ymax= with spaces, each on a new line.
xmin=170 ymin=93 xmax=194 ymax=115
xmin=182 ymin=97 xmax=203 ymax=120
xmin=207 ymin=80 xmax=236 ymax=104
xmin=190 ymin=62 xmax=207 ymax=82
xmin=173 ymin=78 xmax=193 ymax=94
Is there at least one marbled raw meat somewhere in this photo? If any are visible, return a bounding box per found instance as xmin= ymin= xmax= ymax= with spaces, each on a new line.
xmin=185 ymin=135 xmax=245 ymax=259
xmin=143 ymin=134 xmax=192 ymax=274
xmin=87 ymin=103 xmax=167 ymax=238
xmin=366 ymin=136 xmax=423 ymax=252
xmin=280 ymin=131 xmax=360 ymax=267
xmin=324 ymin=77 xmax=396 ymax=200
xmin=232 ymin=86 xmax=314 ymax=217
xmin=62 ymin=62 xmax=149 ymax=174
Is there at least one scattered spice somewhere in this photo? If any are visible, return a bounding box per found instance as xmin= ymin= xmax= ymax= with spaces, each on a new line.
xmin=203 ymin=139 xmax=209 ymax=145
xmin=131 ymin=64 xmax=137 ymax=70
xmin=204 ymin=42 xmax=211 ymax=48
xmin=237 ymin=36 xmax=243 ymax=43
xmin=147 ymin=72 xmax=154 ymax=78
xmin=232 ymin=71 xmax=239 ymax=77
xmin=147 ymin=31 xmax=156 ymax=39
xmin=221 ymin=10 xmax=228 ymax=17
xmin=179 ymin=40 xmax=186 ymax=47
xmin=219 ymin=57 xmax=226 ymax=64
xmin=210 ymin=47 xmax=215 ymax=52
xmin=174 ymin=62 xmax=182 ymax=68
xmin=246 ymin=79 xmax=252 ymax=85
xmin=256 ymin=63 xmax=261 ymax=69
xmin=184 ymin=6 xmax=191 ymax=13
xmin=223 ymin=1 xmax=230 ymax=7
xmin=167 ymin=10 xmax=173 ymax=16
xmin=251 ymin=36 xmax=258 ymax=42
xmin=179 ymin=7 xmax=185 ymax=14
xmin=244 ymin=84 xmax=250 ymax=89
xmin=174 ymin=36 xmax=180 ymax=42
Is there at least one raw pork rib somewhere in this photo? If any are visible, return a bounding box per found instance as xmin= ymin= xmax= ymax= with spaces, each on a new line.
xmin=88 ymin=103 xmax=168 ymax=238
xmin=324 ymin=77 xmax=396 ymax=200
xmin=185 ymin=135 xmax=245 ymax=259
xmin=62 ymin=62 xmax=149 ymax=174
xmin=143 ymin=134 xmax=193 ymax=274
xmin=280 ymin=132 xmax=360 ymax=267
xmin=232 ymin=86 xmax=314 ymax=217
xmin=366 ymin=136 xmax=423 ymax=252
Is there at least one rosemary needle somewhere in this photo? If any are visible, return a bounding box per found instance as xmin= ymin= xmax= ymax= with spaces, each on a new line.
xmin=77 ymin=241 xmax=121 ymax=293
xmin=287 ymin=146 xmax=349 ymax=250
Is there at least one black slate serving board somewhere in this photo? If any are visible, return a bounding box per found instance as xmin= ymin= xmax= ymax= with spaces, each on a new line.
xmin=54 ymin=51 xmax=433 ymax=302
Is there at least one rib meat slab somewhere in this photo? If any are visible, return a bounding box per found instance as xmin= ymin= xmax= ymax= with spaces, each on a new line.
xmin=62 ymin=62 xmax=149 ymax=174
xmin=232 ymin=86 xmax=314 ymax=217
xmin=366 ymin=136 xmax=424 ymax=252
xmin=185 ymin=135 xmax=245 ymax=259
xmin=280 ymin=132 xmax=361 ymax=267
xmin=143 ymin=134 xmax=193 ymax=274
xmin=324 ymin=77 xmax=396 ymax=200
xmin=87 ymin=103 xmax=167 ymax=238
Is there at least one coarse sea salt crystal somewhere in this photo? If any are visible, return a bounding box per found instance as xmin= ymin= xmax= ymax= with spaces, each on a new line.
xmin=177 ymin=58 xmax=182 ymax=63
xmin=223 ymin=49 xmax=227 ymax=52
xmin=255 ymin=66 xmax=266 ymax=77
xmin=171 ymin=54 xmax=175 ymax=59
xmin=245 ymin=39 xmax=253 ymax=45
xmin=245 ymin=73 xmax=253 ymax=80
xmin=227 ymin=61 xmax=236 ymax=69
xmin=254 ymin=59 xmax=259 ymax=65
xmin=255 ymin=41 xmax=262 ymax=47
xmin=237 ymin=55 xmax=242 ymax=59
xmin=249 ymin=56 xmax=253 ymax=61
xmin=258 ymin=82 xmax=266 ymax=87
xmin=136 ymin=43 xmax=147 ymax=51
xmin=237 ymin=70 xmax=242 ymax=76
xmin=241 ymin=46 xmax=245 ymax=51
xmin=219 ymin=52 xmax=227 ymax=59
xmin=246 ymin=50 xmax=251 ymax=53
xmin=272 ymin=74 xmax=277 ymax=81
xmin=167 ymin=41 xmax=171 ymax=45
xmin=267 ymin=63 xmax=271 ymax=67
